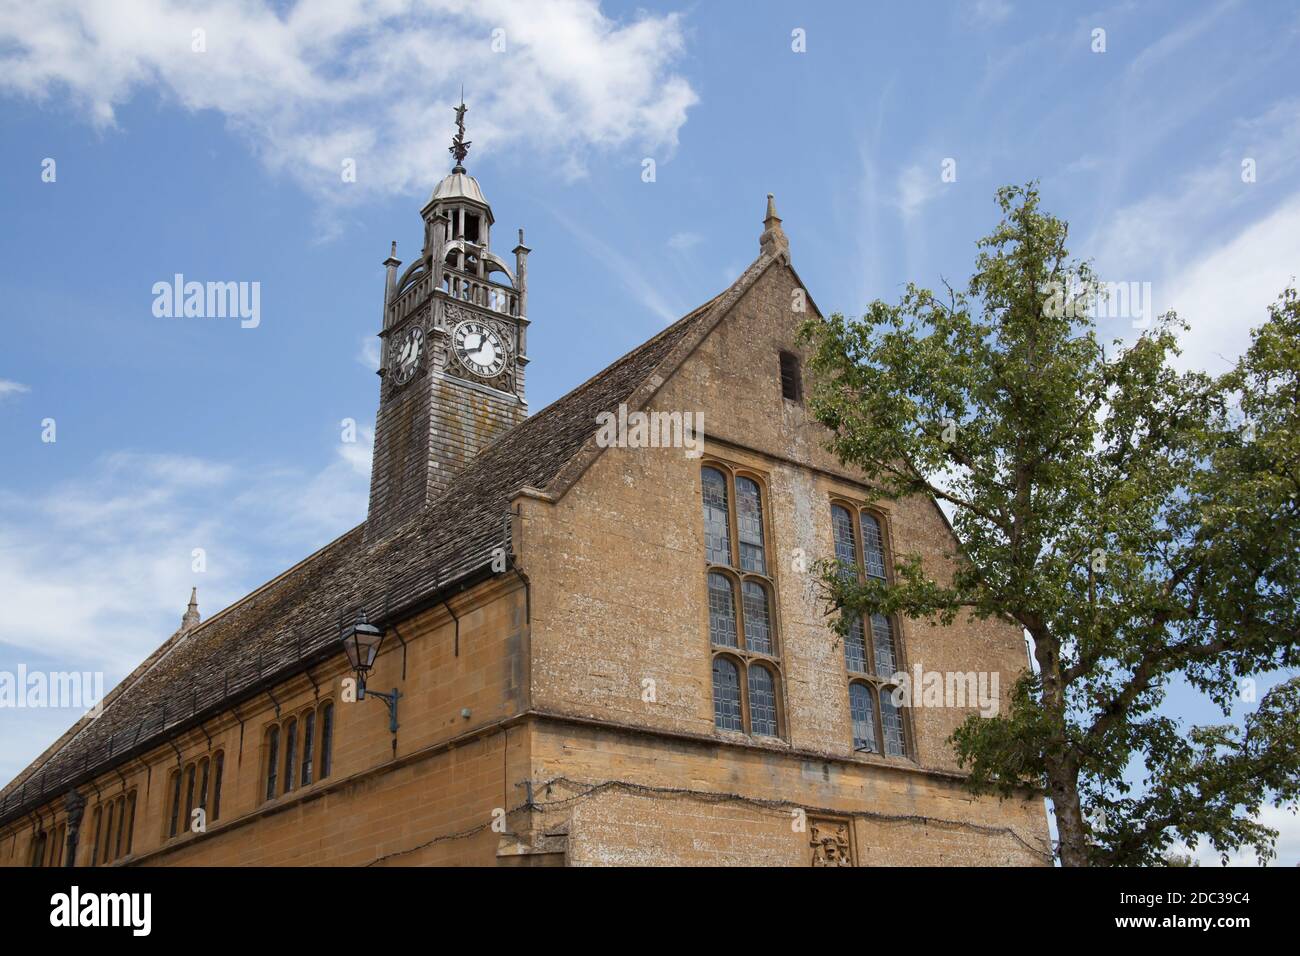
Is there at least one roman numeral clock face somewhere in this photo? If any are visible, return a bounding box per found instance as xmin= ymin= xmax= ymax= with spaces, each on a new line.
xmin=391 ymin=326 xmax=424 ymax=385
xmin=452 ymin=320 xmax=508 ymax=379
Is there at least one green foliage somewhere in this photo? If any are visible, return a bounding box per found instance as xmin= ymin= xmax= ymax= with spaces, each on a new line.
xmin=800 ymin=184 xmax=1300 ymax=866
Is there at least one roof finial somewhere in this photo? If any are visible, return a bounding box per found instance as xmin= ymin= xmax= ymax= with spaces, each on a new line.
xmin=759 ymin=192 xmax=789 ymax=259
xmin=450 ymin=88 xmax=471 ymax=172
xmin=181 ymin=587 xmax=200 ymax=631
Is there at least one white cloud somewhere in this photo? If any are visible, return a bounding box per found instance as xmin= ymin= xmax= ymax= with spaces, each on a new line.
xmin=357 ymin=334 xmax=382 ymax=372
xmin=897 ymin=162 xmax=944 ymax=221
xmin=1163 ymin=192 xmax=1300 ymax=375
xmin=964 ymin=0 xmax=1012 ymax=25
xmin=0 ymin=379 xmax=30 ymax=399
xmin=1175 ymin=803 xmax=1300 ymax=867
xmin=1089 ymin=99 xmax=1300 ymax=374
xmin=549 ymin=205 xmax=684 ymax=324
xmin=667 ymin=231 xmax=702 ymax=252
xmin=0 ymin=434 xmax=371 ymax=678
xmin=0 ymin=0 xmax=698 ymax=199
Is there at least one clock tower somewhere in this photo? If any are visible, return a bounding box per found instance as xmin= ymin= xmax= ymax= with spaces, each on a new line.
xmin=364 ymin=101 xmax=531 ymax=542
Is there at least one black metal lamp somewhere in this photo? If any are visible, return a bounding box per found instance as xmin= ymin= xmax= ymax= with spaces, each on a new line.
xmin=340 ymin=609 xmax=400 ymax=732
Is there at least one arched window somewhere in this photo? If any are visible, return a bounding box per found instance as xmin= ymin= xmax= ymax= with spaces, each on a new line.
xmin=301 ymin=711 xmax=316 ymax=787
xmin=183 ymin=763 xmax=196 ymax=827
xmin=844 ymin=615 xmax=867 ymax=674
xmin=703 ymin=463 xmax=785 ymax=740
xmin=197 ymin=757 xmax=210 ymax=814
xmin=92 ymin=791 xmax=137 ymax=863
xmin=167 ymin=771 xmax=181 ymax=838
xmin=849 ymin=682 xmax=878 ymax=753
xmin=124 ymin=792 xmax=136 ymax=856
xmin=830 ymin=502 xmax=910 ymax=759
xmin=861 ymin=513 xmax=887 ymax=579
xmin=748 ymin=665 xmax=778 ymax=737
xmin=283 ymin=718 xmax=298 ymax=793
xmin=101 ymin=798 xmax=115 ymax=863
xmin=735 ymin=476 xmax=766 ymax=573
xmin=708 ymin=573 xmax=738 ymax=647
xmin=51 ymin=823 xmax=65 ymax=866
xmin=870 ymin=613 xmax=898 ymax=678
xmin=91 ymin=806 xmax=103 ymax=864
xmin=701 ymin=467 xmax=731 ymax=565
xmin=265 ymin=724 xmax=280 ymax=801
xmin=712 ymin=656 xmax=743 ymax=732
xmin=879 ymin=691 xmax=908 ymax=757
xmin=831 ymin=505 xmax=858 ymax=576
xmin=319 ymin=702 xmax=334 ymax=779
xmin=211 ymin=752 xmax=224 ymax=821
xmin=741 ymin=581 xmax=773 ymax=655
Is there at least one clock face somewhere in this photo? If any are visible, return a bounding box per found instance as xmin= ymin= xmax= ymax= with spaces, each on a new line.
xmin=452 ymin=320 xmax=508 ymax=378
xmin=392 ymin=326 xmax=424 ymax=385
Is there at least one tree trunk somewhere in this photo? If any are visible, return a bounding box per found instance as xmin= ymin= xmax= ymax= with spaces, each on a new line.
xmin=1029 ymin=623 xmax=1090 ymax=866
xmin=1049 ymin=761 xmax=1090 ymax=866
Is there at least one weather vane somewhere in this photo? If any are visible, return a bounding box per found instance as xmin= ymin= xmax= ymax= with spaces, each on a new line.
xmin=450 ymin=87 xmax=470 ymax=171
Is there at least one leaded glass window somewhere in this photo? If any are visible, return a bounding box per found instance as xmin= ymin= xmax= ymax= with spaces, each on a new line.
xmin=712 ymin=657 xmax=743 ymax=731
xmin=880 ymin=692 xmax=907 ymax=756
xmin=741 ymin=581 xmax=773 ymax=655
xmin=871 ymin=614 xmax=898 ymax=678
xmin=736 ymin=477 xmax=767 ymax=573
xmin=832 ymin=504 xmax=857 ymax=578
xmin=844 ymin=615 xmax=867 ymax=673
xmin=749 ymin=665 xmax=778 ymax=736
xmin=702 ymin=467 xmax=731 ymax=565
xmin=703 ymin=464 xmax=782 ymax=739
xmin=850 ymin=682 xmax=878 ymax=753
xmin=708 ymin=573 xmax=738 ymax=647
xmin=862 ymin=513 xmax=887 ymax=579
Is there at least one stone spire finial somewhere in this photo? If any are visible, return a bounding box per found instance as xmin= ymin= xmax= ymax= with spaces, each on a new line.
xmin=181 ymin=587 xmax=200 ymax=631
xmin=759 ymin=193 xmax=789 ymax=258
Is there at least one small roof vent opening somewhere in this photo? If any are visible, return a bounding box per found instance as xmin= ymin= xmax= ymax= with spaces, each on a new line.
xmin=779 ymin=351 xmax=802 ymax=403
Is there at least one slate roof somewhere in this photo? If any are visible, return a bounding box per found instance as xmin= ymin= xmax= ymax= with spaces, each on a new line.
xmin=0 ymin=285 xmax=733 ymax=825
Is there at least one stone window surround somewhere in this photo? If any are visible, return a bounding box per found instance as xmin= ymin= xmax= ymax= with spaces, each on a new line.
xmin=701 ymin=458 xmax=788 ymax=741
xmin=828 ymin=495 xmax=914 ymax=761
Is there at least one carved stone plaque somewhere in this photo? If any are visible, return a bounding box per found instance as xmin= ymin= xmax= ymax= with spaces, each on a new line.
xmin=809 ymin=817 xmax=854 ymax=867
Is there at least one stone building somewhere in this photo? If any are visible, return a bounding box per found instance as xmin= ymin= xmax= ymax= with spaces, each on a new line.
xmin=0 ymin=112 xmax=1049 ymax=867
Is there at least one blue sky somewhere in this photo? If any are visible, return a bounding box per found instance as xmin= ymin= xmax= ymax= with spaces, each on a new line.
xmin=1 ymin=0 xmax=1298 ymax=862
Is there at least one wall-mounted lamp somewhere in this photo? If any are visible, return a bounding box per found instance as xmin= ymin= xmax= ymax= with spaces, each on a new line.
xmin=341 ymin=609 xmax=401 ymax=733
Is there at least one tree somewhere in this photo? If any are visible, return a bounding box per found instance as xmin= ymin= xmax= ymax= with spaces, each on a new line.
xmin=799 ymin=183 xmax=1300 ymax=866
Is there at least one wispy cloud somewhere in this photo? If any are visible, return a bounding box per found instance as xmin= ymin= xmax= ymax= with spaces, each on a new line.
xmin=550 ymin=206 xmax=683 ymax=324
xmin=0 ymin=0 xmax=698 ymax=200
xmin=0 ymin=379 xmax=30 ymax=399
xmin=0 ymin=435 xmax=371 ymax=676
xmin=357 ymin=335 xmax=382 ymax=373
xmin=667 ymin=231 xmax=703 ymax=252
xmin=897 ymin=161 xmax=944 ymax=221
